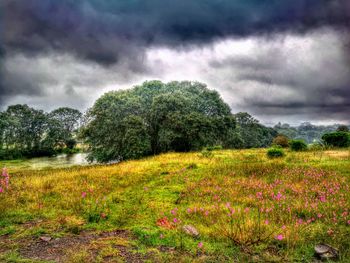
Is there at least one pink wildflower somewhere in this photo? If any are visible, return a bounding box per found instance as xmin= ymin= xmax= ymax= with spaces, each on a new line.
xmin=275 ymin=234 xmax=284 ymax=241
xmin=319 ymin=196 xmax=326 ymax=202
xmin=198 ymin=242 xmax=203 ymax=248
xmin=81 ymin=192 xmax=87 ymax=198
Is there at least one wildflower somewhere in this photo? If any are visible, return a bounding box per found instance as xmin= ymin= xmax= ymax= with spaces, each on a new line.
xmin=173 ymin=218 xmax=179 ymax=224
xmin=319 ymin=196 xmax=326 ymax=202
xmin=1 ymin=168 xmax=9 ymax=189
xmin=281 ymin=225 xmax=286 ymax=230
xmin=275 ymin=234 xmax=284 ymax=241
xmin=347 ymin=220 xmax=350 ymax=225
xmin=264 ymin=220 xmax=269 ymax=225
xmin=81 ymin=192 xmax=87 ymax=198
xmin=156 ymin=217 xmax=173 ymax=229
xmin=101 ymin=213 xmax=106 ymax=219
xmin=0 ymin=187 xmax=3 ymax=193
xmin=198 ymin=242 xmax=203 ymax=248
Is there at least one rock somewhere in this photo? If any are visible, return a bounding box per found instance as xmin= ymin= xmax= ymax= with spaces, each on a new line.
xmin=182 ymin=225 xmax=199 ymax=238
xmin=39 ymin=236 xmax=52 ymax=242
xmin=314 ymin=244 xmax=339 ymax=261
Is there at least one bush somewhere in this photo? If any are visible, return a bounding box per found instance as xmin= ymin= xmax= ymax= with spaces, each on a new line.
xmin=322 ymin=132 xmax=350 ymax=148
xmin=205 ymin=145 xmax=223 ymax=151
xmin=290 ymin=140 xmax=308 ymax=151
xmin=272 ymin=134 xmax=289 ymax=148
xmin=267 ymin=148 xmax=285 ymax=158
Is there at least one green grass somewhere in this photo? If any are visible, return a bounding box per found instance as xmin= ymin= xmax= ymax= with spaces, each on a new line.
xmin=1 ymin=149 xmax=350 ymax=262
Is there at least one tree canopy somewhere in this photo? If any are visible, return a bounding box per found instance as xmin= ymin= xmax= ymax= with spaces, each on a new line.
xmin=82 ymin=81 xmax=237 ymax=162
xmin=0 ymin=105 xmax=82 ymax=159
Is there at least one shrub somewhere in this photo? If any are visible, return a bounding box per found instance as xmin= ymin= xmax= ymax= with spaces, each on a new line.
xmin=272 ymin=134 xmax=289 ymax=148
xmin=267 ymin=148 xmax=285 ymax=158
xmin=290 ymin=140 xmax=307 ymax=151
xmin=322 ymin=132 xmax=350 ymax=148
xmin=205 ymin=145 xmax=223 ymax=151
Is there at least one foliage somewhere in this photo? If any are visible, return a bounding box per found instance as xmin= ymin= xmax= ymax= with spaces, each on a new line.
xmin=322 ymin=132 xmax=350 ymax=148
xmin=267 ymin=147 xmax=285 ymax=158
xmin=233 ymin=112 xmax=277 ymax=148
xmin=82 ymin=81 xmax=236 ymax=162
xmin=337 ymin=125 xmax=349 ymax=132
xmin=0 ymin=104 xmax=82 ymax=160
xmin=274 ymin=122 xmax=348 ymax=144
xmin=290 ymin=139 xmax=308 ymax=151
xmin=272 ymin=134 xmax=289 ymax=148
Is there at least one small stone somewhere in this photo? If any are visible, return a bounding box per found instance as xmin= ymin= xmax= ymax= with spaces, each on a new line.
xmin=39 ymin=236 xmax=52 ymax=242
xmin=314 ymin=244 xmax=339 ymax=261
xmin=182 ymin=225 xmax=199 ymax=237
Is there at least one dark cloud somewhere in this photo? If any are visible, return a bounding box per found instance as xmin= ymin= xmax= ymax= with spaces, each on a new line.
xmin=2 ymin=0 xmax=350 ymax=61
xmin=1 ymin=1 xmax=350 ymax=123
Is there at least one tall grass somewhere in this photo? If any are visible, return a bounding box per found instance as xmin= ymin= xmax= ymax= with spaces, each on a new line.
xmin=0 ymin=149 xmax=349 ymax=261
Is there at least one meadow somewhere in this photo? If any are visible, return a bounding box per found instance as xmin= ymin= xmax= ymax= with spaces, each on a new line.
xmin=0 ymin=149 xmax=350 ymax=262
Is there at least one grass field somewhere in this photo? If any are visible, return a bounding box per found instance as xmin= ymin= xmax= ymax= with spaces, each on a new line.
xmin=0 ymin=149 xmax=350 ymax=262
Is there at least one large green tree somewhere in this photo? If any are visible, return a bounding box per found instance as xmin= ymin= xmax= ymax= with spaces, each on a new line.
xmin=82 ymin=81 xmax=236 ymax=162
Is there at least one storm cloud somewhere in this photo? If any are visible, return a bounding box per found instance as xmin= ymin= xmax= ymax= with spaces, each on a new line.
xmin=1 ymin=0 xmax=350 ymax=124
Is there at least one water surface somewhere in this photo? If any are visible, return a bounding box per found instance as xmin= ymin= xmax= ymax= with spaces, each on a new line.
xmin=1 ymin=153 xmax=91 ymax=170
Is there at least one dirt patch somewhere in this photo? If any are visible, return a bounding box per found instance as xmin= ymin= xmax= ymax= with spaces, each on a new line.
xmin=6 ymin=230 xmax=151 ymax=262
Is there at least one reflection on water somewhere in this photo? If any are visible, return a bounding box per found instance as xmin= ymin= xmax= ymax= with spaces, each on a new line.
xmin=3 ymin=153 xmax=91 ymax=170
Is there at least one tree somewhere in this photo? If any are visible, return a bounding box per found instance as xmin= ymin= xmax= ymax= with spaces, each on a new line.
xmin=5 ymin=104 xmax=48 ymax=154
xmin=0 ymin=105 xmax=82 ymax=159
xmin=49 ymin=107 xmax=82 ymax=149
xmin=82 ymin=81 xmax=236 ymax=162
xmin=234 ymin=112 xmax=277 ymax=148
xmin=322 ymin=132 xmax=350 ymax=148
xmin=272 ymin=134 xmax=290 ymax=148
xmin=337 ymin=125 xmax=349 ymax=132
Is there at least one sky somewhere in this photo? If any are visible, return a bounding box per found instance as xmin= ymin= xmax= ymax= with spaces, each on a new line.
xmin=1 ymin=0 xmax=350 ymax=125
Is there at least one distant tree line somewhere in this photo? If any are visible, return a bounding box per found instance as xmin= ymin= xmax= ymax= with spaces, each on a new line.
xmin=274 ymin=122 xmax=349 ymax=144
xmin=1 ymin=81 xmax=348 ymax=162
xmin=0 ymin=105 xmax=82 ymax=160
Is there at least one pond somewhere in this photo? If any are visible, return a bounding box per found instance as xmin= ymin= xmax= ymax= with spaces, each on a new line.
xmin=1 ymin=153 xmax=91 ymax=170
